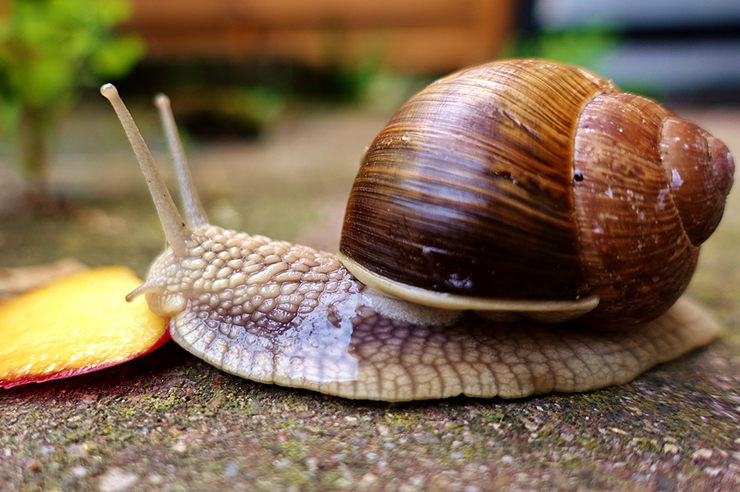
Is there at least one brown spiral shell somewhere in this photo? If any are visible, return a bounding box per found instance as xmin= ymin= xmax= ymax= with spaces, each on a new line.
xmin=339 ymin=59 xmax=734 ymax=326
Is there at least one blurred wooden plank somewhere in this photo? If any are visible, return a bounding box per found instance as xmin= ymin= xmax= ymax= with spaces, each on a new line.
xmin=124 ymin=0 xmax=514 ymax=72
xmin=129 ymin=0 xmax=476 ymax=29
xmin=135 ymin=25 xmax=502 ymax=72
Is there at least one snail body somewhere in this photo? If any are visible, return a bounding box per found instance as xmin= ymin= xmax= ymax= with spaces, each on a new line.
xmin=101 ymin=59 xmax=733 ymax=402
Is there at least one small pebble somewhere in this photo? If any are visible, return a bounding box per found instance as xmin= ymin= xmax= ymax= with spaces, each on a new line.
xmin=223 ymin=462 xmax=239 ymax=478
xmin=305 ymin=457 xmax=318 ymax=473
xmin=408 ymin=475 xmax=425 ymax=487
xmin=147 ymin=473 xmax=163 ymax=485
xmin=359 ymin=473 xmax=378 ymax=486
xmin=98 ymin=468 xmax=138 ymax=492
xmin=27 ymin=460 xmax=41 ymax=472
xmin=663 ymin=443 xmax=679 ymax=454
xmin=692 ymin=448 xmax=713 ymax=461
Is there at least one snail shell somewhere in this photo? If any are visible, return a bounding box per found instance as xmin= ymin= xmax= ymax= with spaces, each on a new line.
xmin=100 ymin=59 xmax=732 ymax=401
xmin=340 ymin=59 xmax=734 ymax=326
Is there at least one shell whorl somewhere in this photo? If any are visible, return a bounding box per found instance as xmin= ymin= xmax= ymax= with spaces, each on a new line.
xmin=572 ymin=93 xmax=696 ymax=324
xmin=660 ymin=117 xmax=734 ymax=245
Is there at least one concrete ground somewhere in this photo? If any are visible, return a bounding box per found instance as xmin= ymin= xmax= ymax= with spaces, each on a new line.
xmin=0 ymin=99 xmax=738 ymax=490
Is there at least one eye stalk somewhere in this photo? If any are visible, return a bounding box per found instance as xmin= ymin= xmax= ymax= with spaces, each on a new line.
xmin=100 ymin=83 xmax=190 ymax=257
xmin=153 ymin=93 xmax=209 ymax=228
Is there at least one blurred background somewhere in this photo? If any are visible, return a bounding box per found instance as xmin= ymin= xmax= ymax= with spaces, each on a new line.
xmin=2 ymin=4 xmax=739 ymax=491
xmin=0 ymin=0 xmax=739 ymax=271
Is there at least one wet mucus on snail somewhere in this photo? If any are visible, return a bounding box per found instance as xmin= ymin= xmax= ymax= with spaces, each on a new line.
xmin=101 ymin=59 xmax=734 ymax=402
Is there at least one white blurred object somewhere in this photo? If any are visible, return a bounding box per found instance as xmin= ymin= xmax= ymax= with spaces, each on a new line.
xmin=533 ymin=0 xmax=740 ymax=96
xmin=593 ymin=41 xmax=740 ymax=94
xmin=535 ymin=0 xmax=740 ymax=28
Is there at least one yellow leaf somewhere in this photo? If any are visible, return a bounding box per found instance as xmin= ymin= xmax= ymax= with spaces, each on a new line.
xmin=0 ymin=266 xmax=168 ymax=388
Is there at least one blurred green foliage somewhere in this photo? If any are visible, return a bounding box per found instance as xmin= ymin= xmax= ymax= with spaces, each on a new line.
xmin=0 ymin=0 xmax=144 ymax=202
xmin=509 ymin=28 xmax=619 ymax=73
xmin=124 ymin=57 xmax=384 ymax=140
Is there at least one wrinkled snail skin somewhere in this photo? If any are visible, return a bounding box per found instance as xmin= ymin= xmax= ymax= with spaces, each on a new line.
xmin=100 ymin=58 xmax=732 ymax=402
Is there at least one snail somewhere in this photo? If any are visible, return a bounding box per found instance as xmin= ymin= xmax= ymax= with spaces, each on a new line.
xmin=101 ymin=59 xmax=734 ymax=402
